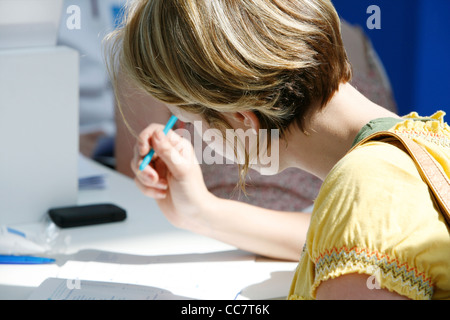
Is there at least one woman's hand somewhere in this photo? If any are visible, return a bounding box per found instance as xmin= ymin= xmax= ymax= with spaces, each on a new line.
xmin=131 ymin=124 xmax=215 ymax=232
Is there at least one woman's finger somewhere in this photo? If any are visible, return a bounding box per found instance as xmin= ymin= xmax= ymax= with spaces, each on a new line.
xmin=131 ymin=144 xmax=169 ymax=190
xmin=131 ymin=145 xmax=156 ymax=178
xmin=151 ymin=129 xmax=193 ymax=179
xmin=134 ymin=177 xmax=167 ymax=199
xmin=137 ymin=123 xmax=166 ymax=157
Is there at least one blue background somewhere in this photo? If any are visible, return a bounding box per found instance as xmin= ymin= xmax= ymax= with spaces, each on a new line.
xmin=332 ymin=0 xmax=450 ymax=116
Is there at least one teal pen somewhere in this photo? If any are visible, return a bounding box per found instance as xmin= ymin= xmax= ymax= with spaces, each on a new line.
xmin=0 ymin=255 xmax=55 ymax=265
xmin=139 ymin=115 xmax=178 ymax=171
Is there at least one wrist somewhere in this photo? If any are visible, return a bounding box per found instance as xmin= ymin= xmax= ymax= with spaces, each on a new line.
xmin=187 ymin=191 xmax=222 ymax=238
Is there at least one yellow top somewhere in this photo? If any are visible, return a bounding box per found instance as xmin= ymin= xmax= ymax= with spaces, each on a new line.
xmin=289 ymin=111 xmax=450 ymax=300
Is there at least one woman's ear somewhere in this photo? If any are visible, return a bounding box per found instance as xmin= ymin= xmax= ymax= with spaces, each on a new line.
xmin=233 ymin=111 xmax=260 ymax=134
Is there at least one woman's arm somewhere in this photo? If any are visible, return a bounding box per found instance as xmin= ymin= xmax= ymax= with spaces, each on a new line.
xmin=316 ymin=274 xmax=409 ymax=300
xmin=201 ymin=197 xmax=310 ymax=261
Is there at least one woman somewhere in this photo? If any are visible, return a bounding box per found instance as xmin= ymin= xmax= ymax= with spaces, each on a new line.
xmin=115 ymin=20 xmax=397 ymax=213
xmin=108 ymin=0 xmax=449 ymax=299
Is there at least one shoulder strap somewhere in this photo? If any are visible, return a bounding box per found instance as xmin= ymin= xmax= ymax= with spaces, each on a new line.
xmin=349 ymin=131 xmax=450 ymax=228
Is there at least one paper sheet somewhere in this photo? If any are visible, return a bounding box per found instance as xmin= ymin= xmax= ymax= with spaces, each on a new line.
xmin=54 ymin=251 xmax=257 ymax=300
xmin=27 ymin=249 xmax=296 ymax=300
xmin=28 ymin=278 xmax=188 ymax=300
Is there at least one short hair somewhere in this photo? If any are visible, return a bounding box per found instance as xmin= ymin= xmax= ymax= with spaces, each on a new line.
xmin=107 ymin=0 xmax=352 ymax=183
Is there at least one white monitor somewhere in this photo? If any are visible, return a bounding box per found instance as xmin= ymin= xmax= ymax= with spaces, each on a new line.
xmin=0 ymin=46 xmax=79 ymax=225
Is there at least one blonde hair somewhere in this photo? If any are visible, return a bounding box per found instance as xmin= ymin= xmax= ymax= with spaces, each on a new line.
xmin=107 ymin=0 xmax=352 ymax=185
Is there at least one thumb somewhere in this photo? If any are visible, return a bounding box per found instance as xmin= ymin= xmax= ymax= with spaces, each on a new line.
xmin=151 ymin=129 xmax=191 ymax=179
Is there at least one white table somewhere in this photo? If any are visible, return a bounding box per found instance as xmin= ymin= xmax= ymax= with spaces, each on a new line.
xmin=0 ymin=157 xmax=297 ymax=300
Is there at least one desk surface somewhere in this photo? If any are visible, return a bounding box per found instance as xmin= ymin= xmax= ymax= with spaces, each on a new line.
xmin=0 ymin=157 xmax=297 ymax=300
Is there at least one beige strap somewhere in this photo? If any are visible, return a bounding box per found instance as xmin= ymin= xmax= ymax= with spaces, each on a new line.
xmin=350 ymin=131 xmax=450 ymax=228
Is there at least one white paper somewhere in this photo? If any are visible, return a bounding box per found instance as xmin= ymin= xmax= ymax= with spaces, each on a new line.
xmin=54 ymin=250 xmax=258 ymax=300
xmin=28 ymin=250 xmax=296 ymax=300
xmin=28 ymin=278 xmax=187 ymax=300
